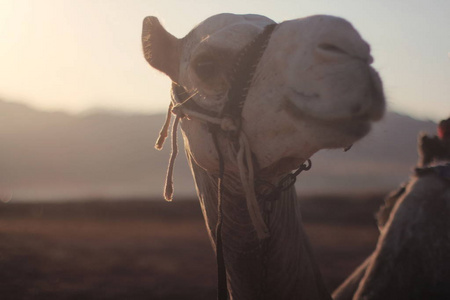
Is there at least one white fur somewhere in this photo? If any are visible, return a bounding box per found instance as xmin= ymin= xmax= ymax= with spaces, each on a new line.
xmin=175 ymin=14 xmax=385 ymax=174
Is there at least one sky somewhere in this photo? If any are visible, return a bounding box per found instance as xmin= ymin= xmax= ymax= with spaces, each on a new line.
xmin=0 ymin=0 xmax=449 ymax=121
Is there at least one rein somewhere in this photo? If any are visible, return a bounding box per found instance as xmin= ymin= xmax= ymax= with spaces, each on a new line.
xmin=221 ymin=23 xmax=278 ymax=130
xmin=155 ymin=23 xmax=312 ymax=300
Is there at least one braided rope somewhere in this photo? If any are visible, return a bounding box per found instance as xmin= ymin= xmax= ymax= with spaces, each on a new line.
xmin=237 ymin=132 xmax=270 ymax=239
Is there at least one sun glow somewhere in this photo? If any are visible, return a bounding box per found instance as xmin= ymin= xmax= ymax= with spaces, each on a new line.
xmin=0 ymin=0 xmax=449 ymax=121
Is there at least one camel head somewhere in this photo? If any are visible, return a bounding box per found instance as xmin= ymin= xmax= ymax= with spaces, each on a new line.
xmin=142 ymin=13 xmax=384 ymax=179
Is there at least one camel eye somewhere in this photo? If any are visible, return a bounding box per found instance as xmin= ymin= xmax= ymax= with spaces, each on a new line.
xmin=194 ymin=58 xmax=218 ymax=80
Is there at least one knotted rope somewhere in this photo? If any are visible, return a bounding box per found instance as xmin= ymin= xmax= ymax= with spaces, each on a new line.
xmin=155 ymin=98 xmax=270 ymax=238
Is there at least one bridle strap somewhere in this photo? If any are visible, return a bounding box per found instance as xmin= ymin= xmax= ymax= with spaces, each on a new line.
xmin=172 ymin=83 xmax=220 ymax=118
xmin=170 ymin=23 xmax=278 ymax=134
xmin=222 ymin=24 xmax=277 ymax=131
xmin=215 ymin=23 xmax=277 ymax=300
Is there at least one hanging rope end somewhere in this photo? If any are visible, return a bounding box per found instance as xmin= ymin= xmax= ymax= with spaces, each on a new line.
xmin=155 ymin=103 xmax=174 ymax=151
xmin=162 ymin=116 xmax=181 ymax=203
xmin=164 ymin=191 xmax=174 ymax=202
xmin=155 ymin=137 xmax=166 ymax=150
xmin=163 ymin=173 xmax=175 ymax=202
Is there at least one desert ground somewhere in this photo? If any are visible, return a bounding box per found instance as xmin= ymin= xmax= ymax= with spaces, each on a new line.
xmin=0 ymin=194 xmax=384 ymax=300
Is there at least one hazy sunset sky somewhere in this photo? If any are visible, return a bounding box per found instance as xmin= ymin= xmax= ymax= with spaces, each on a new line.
xmin=0 ymin=0 xmax=449 ymax=121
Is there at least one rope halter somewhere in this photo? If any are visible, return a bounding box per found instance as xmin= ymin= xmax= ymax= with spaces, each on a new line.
xmin=154 ymin=23 xmax=311 ymax=240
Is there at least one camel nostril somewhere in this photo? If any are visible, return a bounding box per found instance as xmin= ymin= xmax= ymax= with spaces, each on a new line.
xmin=317 ymin=43 xmax=348 ymax=56
xmin=315 ymin=43 xmax=353 ymax=63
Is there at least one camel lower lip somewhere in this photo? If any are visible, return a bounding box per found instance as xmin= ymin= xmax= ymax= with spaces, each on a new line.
xmin=283 ymin=96 xmax=370 ymax=122
xmin=284 ymin=93 xmax=380 ymax=123
xmin=283 ymin=97 xmax=371 ymax=137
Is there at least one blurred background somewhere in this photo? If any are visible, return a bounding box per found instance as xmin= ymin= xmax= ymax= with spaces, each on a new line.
xmin=1 ymin=0 xmax=448 ymax=202
xmin=0 ymin=0 xmax=449 ymax=299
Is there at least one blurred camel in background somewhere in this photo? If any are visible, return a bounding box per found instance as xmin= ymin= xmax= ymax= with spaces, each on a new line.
xmin=334 ymin=118 xmax=450 ymax=300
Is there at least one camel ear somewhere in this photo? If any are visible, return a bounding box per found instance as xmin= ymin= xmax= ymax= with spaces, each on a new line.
xmin=142 ymin=16 xmax=180 ymax=82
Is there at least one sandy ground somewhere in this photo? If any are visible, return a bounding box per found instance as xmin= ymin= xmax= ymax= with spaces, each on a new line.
xmin=0 ymin=195 xmax=383 ymax=300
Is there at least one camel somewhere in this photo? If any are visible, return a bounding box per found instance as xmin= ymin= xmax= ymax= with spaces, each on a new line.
xmin=417 ymin=118 xmax=450 ymax=167
xmin=333 ymin=119 xmax=450 ymax=300
xmin=142 ymin=13 xmax=385 ymax=299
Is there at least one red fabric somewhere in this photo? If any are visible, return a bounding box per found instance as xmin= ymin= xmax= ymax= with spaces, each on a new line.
xmin=438 ymin=118 xmax=450 ymax=140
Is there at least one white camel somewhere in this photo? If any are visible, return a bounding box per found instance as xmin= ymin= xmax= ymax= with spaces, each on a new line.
xmin=333 ymin=120 xmax=450 ymax=300
xmin=142 ymin=13 xmax=385 ymax=300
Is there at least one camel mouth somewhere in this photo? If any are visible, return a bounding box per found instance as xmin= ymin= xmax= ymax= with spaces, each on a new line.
xmin=281 ymin=59 xmax=385 ymax=125
xmin=283 ymin=94 xmax=379 ymax=125
xmin=283 ymin=97 xmax=373 ymax=142
xmin=284 ymin=64 xmax=385 ymax=125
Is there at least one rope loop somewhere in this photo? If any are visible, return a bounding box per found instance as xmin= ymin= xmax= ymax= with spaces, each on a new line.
xmin=280 ymin=158 xmax=312 ymax=191
xmin=295 ymin=158 xmax=312 ymax=174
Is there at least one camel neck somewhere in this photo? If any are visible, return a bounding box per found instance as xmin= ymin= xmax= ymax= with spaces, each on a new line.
xmin=188 ymin=156 xmax=331 ymax=300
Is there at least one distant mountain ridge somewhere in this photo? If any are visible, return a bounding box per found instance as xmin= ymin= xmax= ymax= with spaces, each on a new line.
xmin=0 ymin=100 xmax=437 ymax=201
